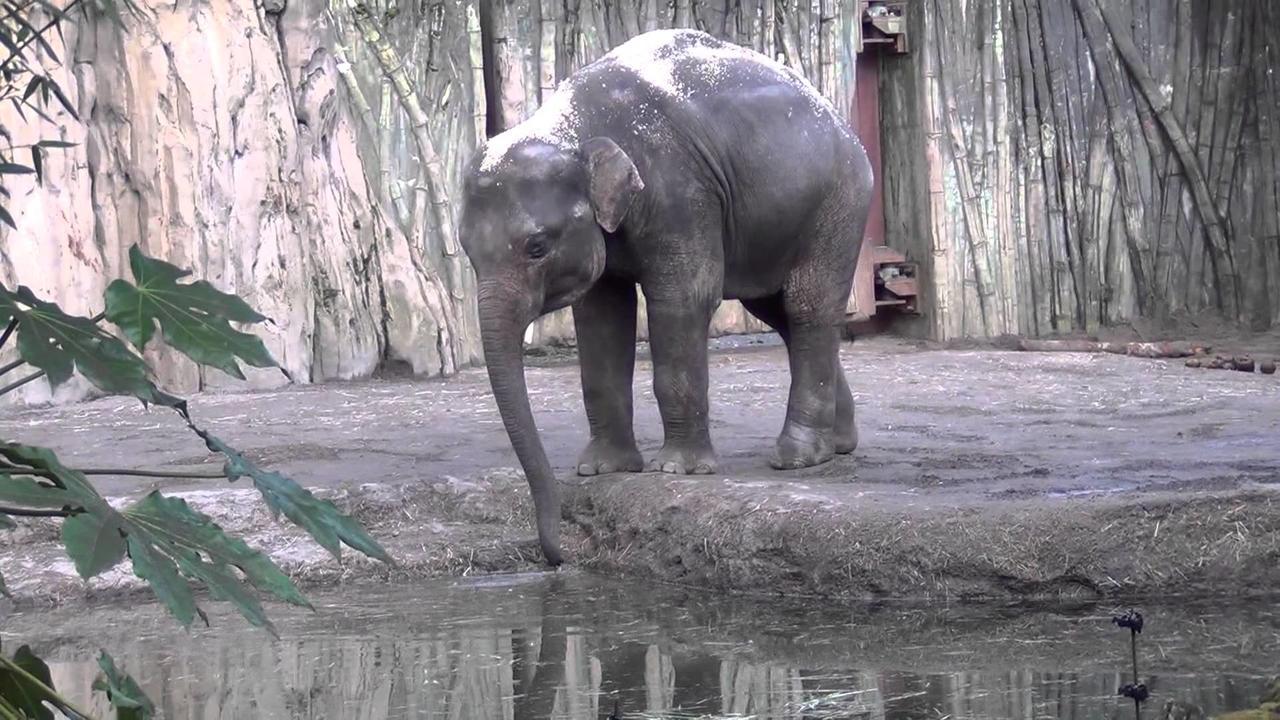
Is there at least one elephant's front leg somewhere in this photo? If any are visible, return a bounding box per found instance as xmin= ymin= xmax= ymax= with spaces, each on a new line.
xmin=572 ymin=277 xmax=644 ymax=476
xmin=644 ymin=289 xmax=720 ymax=475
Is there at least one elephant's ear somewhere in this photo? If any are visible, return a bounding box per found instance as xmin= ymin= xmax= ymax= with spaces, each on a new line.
xmin=583 ymin=137 xmax=644 ymax=233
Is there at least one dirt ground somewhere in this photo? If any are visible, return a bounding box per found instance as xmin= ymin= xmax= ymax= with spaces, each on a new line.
xmin=2 ymin=334 xmax=1278 ymax=607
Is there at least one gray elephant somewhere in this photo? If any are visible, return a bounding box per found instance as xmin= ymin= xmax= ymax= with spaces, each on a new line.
xmin=460 ymin=29 xmax=873 ymax=565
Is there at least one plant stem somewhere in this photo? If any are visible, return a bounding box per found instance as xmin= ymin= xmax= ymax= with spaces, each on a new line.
xmin=0 ymin=358 xmax=23 ymax=378
xmin=0 ymin=505 xmax=77 ymax=517
xmin=0 ymin=319 xmax=15 ymax=349
xmin=0 ymin=652 xmax=96 ymax=719
xmin=17 ymin=467 xmax=226 ymax=480
xmin=0 ymin=369 xmax=44 ymax=397
xmin=1130 ymin=628 xmax=1140 ymax=720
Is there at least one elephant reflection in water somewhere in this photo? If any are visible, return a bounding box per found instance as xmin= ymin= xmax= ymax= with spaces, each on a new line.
xmin=509 ymin=578 xmax=886 ymax=720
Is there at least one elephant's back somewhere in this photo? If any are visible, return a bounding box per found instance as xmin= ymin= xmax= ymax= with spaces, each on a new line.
xmin=589 ymin=29 xmax=847 ymax=132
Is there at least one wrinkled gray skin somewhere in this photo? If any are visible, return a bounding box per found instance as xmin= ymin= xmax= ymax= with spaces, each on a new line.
xmin=461 ymin=30 xmax=873 ymax=565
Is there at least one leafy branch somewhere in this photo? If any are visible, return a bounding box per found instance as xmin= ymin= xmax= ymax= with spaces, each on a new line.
xmin=0 ymin=245 xmax=394 ymax=638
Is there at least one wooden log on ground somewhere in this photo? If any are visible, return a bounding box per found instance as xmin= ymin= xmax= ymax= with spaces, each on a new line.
xmin=1015 ymin=339 xmax=1211 ymax=358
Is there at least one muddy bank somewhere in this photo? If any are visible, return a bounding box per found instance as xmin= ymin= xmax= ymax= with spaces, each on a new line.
xmin=2 ymin=337 xmax=1278 ymax=607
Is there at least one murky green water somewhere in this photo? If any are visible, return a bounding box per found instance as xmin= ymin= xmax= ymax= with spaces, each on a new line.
xmin=4 ymin=571 xmax=1277 ymax=719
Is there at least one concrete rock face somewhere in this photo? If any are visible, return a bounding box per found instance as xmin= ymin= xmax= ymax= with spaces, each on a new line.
xmin=0 ymin=0 xmax=454 ymax=402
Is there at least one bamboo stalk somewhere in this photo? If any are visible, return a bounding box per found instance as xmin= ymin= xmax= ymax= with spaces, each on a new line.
xmin=1031 ymin=0 xmax=1087 ymax=327
xmin=931 ymin=0 xmax=999 ymax=335
xmin=777 ymin=2 xmax=804 ymax=73
xmin=817 ymin=0 xmax=834 ymax=98
xmin=1070 ymin=0 xmax=1153 ymax=315
xmin=921 ymin=1 xmax=955 ymax=338
xmin=1008 ymin=0 xmax=1050 ymax=334
xmin=345 ymin=0 xmax=467 ymax=334
xmin=762 ymin=0 xmax=775 ymax=59
xmin=468 ymin=3 xmax=488 ymax=142
xmin=1015 ymin=0 xmax=1077 ymax=331
xmin=1090 ymin=0 xmax=1239 ymax=317
xmin=539 ymin=0 xmax=558 ymax=100
xmin=992 ymin=0 xmax=1018 ymax=333
xmin=557 ymin=0 xmax=582 ymax=77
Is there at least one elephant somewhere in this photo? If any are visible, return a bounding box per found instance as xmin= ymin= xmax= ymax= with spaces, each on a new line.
xmin=460 ymin=29 xmax=873 ymax=566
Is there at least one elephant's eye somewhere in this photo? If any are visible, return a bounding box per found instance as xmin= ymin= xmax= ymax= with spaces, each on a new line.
xmin=525 ymin=235 xmax=551 ymax=260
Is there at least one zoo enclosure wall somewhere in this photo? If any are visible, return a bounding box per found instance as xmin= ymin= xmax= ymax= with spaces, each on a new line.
xmin=0 ymin=0 xmax=1276 ymax=403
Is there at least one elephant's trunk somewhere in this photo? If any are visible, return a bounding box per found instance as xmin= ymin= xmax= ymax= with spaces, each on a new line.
xmin=478 ymin=284 xmax=563 ymax=566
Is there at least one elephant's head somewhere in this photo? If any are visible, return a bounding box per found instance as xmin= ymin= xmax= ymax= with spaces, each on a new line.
xmin=460 ymin=136 xmax=644 ymax=566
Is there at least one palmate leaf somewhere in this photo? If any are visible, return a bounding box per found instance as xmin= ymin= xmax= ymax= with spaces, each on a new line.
xmin=0 ymin=283 xmax=181 ymax=407
xmin=61 ymin=511 xmax=128 ymax=578
xmin=0 ymin=474 xmax=75 ymax=509
xmin=1 ymin=442 xmax=127 ymax=580
xmin=0 ymin=442 xmax=109 ymax=512
xmin=190 ymin=425 xmax=393 ymax=564
xmin=92 ymin=651 xmax=155 ymax=720
xmin=0 ymin=442 xmax=309 ymax=634
xmin=122 ymin=492 xmax=310 ymax=635
xmin=105 ymin=245 xmax=285 ymax=381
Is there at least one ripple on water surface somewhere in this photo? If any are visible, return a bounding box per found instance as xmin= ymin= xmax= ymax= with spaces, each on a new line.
xmin=4 ymin=571 xmax=1277 ymax=719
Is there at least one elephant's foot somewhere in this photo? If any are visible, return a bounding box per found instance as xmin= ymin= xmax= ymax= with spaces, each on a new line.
xmin=770 ymin=425 xmax=835 ymax=470
xmin=834 ymin=418 xmax=858 ymax=455
xmin=646 ymin=440 xmax=718 ymax=475
xmin=576 ymin=437 xmax=644 ymax=476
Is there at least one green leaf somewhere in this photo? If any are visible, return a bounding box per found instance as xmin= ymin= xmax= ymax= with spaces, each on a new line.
xmin=124 ymin=491 xmax=311 ymax=633
xmin=104 ymin=245 xmax=281 ymax=380
xmin=0 ymin=283 xmax=179 ymax=406
xmin=43 ymin=76 xmax=78 ymax=121
xmin=62 ymin=512 xmax=128 ymax=578
xmin=92 ymin=651 xmax=154 ymax=720
xmin=125 ymin=537 xmax=197 ymax=628
xmin=194 ymin=427 xmax=392 ymax=564
xmin=30 ymin=146 xmax=42 ymax=185
xmin=0 ymin=475 xmax=75 ymax=509
xmin=0 ymin=645 xmax=57 ymax=720
xmin=0 ymin=568 xmax=8 ymax=595
xmin=21 ymin=75 xmax=42 ymax=102
xmin=0 ymin=162 xmax=34 ymax=175
xmin=0 ymin=205 xmax=13 ymax=230
xmin=0 ymin=442 xmax=106 ymax=510
xmin=1 ymin=443 xmax=306 ymax=634
xmin=37 ymin=139 xmax=77 ymax=148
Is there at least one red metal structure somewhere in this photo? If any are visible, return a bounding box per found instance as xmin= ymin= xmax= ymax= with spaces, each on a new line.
xmin=844 ymin=0 xmax=919 ymax=333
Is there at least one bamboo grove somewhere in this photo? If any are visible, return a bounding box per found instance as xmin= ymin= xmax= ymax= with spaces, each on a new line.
xmin=887 ymin=0 xmax=1280 ymax=339
xmin=333 ymin=0 xmax=1277 ymax=351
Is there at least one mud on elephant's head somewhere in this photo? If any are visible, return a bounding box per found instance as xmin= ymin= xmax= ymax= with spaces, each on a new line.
xmin=459 ymin=136 xmax=645 ymax=566
xmin=462 ymin=137 xmax=643 ymax=317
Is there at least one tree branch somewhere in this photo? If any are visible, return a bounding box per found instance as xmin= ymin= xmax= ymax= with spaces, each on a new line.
xmin=0 ymin=369 xmax=43 ymax=397
xmin=78 ymin=467 xmax=224 ymax=480
xmin=0 ymin=505 xmax=78 ymax=517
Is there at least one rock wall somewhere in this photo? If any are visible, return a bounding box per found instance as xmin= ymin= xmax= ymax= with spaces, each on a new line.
xmin=0 ymin=0 xmax=461 ymax=403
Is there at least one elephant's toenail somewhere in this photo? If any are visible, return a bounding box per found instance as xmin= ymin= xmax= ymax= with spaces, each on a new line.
xmin=577 ymin=464 xmax=594 ymax=476
xmin=598 ymin=463 xmax=616 ymax=474
xmin=662 ymin=461 xmax=680 ymax=473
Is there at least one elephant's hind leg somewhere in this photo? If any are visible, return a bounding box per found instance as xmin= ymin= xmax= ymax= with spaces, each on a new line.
xmin=742 ymin=295 xmax=857 ymax=463
xmin=572 ymin=277 xmax=644 ymax=476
